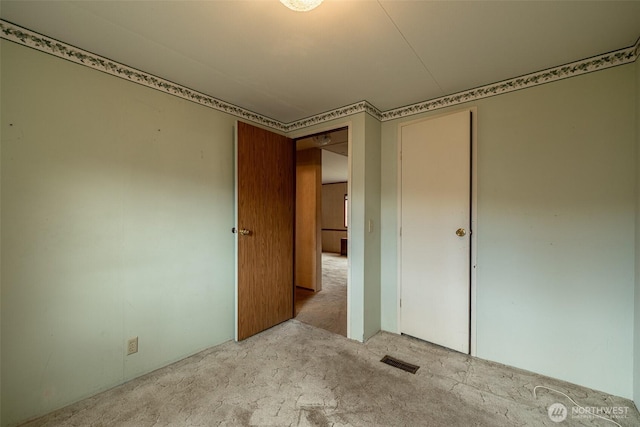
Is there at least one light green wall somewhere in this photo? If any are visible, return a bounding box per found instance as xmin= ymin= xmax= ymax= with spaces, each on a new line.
xmin=634 ymin=59 xmax=640 ymax=408
xmin=381 ymin=64 xmax=636 ymax=398
xmin=344 ymin=114 xmax=366 ymax=341
xmin=0 ymin=39 xmax=3 ymax=424
xmin=1 ymin=41 xmax=236 ymax=426
xmin=1 ymin=39 xmax=384 ymax=425
xmin=363 ymin=113 xmax=381 ymax=340
xmin=380 ymin=115 xmax=400 ymax=333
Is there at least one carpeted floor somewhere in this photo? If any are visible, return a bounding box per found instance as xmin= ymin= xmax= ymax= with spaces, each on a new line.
xmin=295 ymin=253 xmax=347 ymax=336
xmin=20 ymin=320 xmax=639 ymax=426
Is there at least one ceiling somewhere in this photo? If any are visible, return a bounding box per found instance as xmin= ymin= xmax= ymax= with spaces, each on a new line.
xmin=297 ymin=127 xmax=348 ymax=183
xmin=1 ymin=1 xmax=639 ymax=124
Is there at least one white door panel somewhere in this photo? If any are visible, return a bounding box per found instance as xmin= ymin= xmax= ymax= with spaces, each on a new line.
xmin=400 ymin=110 xmax=471 ymax=354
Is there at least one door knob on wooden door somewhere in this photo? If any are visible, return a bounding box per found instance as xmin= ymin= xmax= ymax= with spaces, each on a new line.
xmin=455 ymin=228 xmax=466 ymax=237
xmin=232 ymin=227 xmax=252 ymax=235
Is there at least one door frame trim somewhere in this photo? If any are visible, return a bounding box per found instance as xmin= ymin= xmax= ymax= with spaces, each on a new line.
xmin=233 ymin=121 xmax=239 ymax=341
xmin=396 ymin=107 xmax=478 ymax=356
xmin=288 ymin=121 xmax=352 ymax=340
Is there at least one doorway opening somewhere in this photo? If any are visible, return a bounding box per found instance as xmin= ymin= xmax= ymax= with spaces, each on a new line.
xmin=294 ymin=126 xmax=349 ymax=337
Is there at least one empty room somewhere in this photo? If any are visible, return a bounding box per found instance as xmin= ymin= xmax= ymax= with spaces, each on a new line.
xmin=1 ymin=1 xmax=640 ymax=426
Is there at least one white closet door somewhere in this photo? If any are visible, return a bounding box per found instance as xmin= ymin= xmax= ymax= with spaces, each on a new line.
xmin=400 ymin=110 xmax=471 ymax=354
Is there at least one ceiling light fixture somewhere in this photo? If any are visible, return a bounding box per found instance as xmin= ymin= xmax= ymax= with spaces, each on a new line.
xmin=280 ymin=0 xmax=323 ymax=12
xmin=313 ymin=134 xmax=332 ymax=146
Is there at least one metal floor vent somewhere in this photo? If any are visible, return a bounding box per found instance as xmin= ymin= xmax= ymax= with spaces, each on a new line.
xmin=380 ymin=355 xmax=420 ymax=374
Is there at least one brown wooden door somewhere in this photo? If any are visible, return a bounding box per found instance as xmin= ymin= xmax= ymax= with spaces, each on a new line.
xmin=236 ymin=121 xmax=295 ymax=341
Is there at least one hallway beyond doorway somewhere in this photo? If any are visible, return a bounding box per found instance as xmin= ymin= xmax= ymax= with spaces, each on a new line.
xmin=295 ymin=253 xmax=347 ymax=336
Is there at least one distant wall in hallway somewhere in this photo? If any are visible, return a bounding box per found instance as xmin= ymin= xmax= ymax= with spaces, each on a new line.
xmin=322 ymin=182 xmax=348 ymax=253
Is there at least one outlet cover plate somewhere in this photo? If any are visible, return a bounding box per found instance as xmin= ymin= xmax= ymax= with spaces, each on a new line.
xmin=127 ymin=337 xmax=138 ymax=355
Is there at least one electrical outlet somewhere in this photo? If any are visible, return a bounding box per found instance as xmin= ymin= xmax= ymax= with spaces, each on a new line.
xmin=127 ymin=337 xmax=138 ymax=355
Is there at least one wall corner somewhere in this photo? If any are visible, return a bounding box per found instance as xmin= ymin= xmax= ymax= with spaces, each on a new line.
xmin=634 ymin=58 xmax=640 ymax=409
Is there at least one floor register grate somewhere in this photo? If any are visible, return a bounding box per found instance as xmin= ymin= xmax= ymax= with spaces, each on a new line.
xmin=380 ymin=355 xmax=420 ymax=374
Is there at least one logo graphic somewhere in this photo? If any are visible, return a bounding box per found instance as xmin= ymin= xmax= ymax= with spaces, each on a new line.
xmin=548 ymin=403 xmax=568 ymax=423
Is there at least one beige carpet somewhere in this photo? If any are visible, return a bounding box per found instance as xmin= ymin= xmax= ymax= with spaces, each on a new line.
xmin=19 ymin=320 xmax=640 ymax=427
xmin=295 ymin=253 xmax=347 ymax=336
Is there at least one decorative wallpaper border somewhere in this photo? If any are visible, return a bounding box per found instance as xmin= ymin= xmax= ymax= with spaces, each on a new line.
xmin=283 ymin=101 xmax=382 ymax=132
xmin=380 ymin=39 xmax=640 ymax=122
xmin=0 ymin=20 xmax=287 ymax=132
xmin=1 ymin=19 xmax=638 ymax=131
